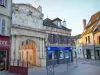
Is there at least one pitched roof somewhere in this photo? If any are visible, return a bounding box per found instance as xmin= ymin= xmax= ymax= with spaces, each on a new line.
xmin=93 ymin=21 xmax=100 ymax=33
xmin=43 ymin=18 xmax=71 ymax=31
xmin=86 ymin=11 xmax=100 ymax=28
xmin=81 ymin=11 xmax=100 ymax=37
xmin=43 ymin=18 xmax=58 ymax=28
xmin=52 ymin=18 xmax=62 ymax=21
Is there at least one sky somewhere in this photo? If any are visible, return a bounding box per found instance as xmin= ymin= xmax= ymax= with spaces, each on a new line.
xmin=13 ymin=0 xmax=100 ymax=36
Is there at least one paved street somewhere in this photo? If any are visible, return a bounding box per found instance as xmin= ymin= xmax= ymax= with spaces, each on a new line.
xmin=28 ymin=59 xmax=100 ymax=75
xmin=0 ymin=59 xmax=100 ymax=75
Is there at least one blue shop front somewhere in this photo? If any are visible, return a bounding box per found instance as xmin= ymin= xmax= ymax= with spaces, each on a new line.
xmin=46 ymin=46 xmax=73 ymax=65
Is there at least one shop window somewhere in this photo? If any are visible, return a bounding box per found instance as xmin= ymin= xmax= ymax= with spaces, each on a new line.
xmin=22 ymin=42 xmax=24 ymax=45
xmin=60 ymin=51 xmax=64 ymax=59
xmin=0 ymin=0 xmax=7 ymax=7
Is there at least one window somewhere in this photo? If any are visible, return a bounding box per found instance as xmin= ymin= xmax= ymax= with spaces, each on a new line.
xmin=85 ymin=37 xmax=87 ymax=44
xmin=0 ymin=0 xmax=7 ymax=7
xmin=88 ymin=21 xmax=91 ymax=25
xmin=97 ymin=17 xmax=100 ymax=20
xmin=51 ymin=34 xmax=54 ymax=41
xmin=88 ymin=36 xmax=90 ymax=43
xmin=58 ymin=21 xmax=60 ymax=27
xmin=2 ymin=19 xmax=5 ymax=34
xmin=98 ymin=36 xmax=100 ymax=44
xmin=0 ymin=18 xmax=7 ymax=35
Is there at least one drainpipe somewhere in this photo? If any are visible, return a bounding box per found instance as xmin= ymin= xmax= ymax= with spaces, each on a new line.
xmin=9 ymin=0 xmax=12 ymax=72
xmin=93 ymin=33 xmax=96 ymax=60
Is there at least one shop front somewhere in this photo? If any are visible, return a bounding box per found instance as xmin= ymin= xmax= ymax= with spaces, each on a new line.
xmin=46 ymin=46 xmax=73 ymax=65
xmin=0 ymin=36 xmax=10 ymax=71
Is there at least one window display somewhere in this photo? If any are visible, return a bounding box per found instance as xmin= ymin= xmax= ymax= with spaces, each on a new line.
xmin=0 ymin=51 xmax=6 ymax=71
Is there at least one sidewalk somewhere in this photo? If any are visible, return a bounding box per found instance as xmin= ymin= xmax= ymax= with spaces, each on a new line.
xmin=0 ymin=71 xmax=16 ymax=75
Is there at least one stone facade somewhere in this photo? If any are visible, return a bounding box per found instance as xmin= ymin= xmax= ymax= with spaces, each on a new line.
xmin=11 ymin=4 xmax=46 ymax=67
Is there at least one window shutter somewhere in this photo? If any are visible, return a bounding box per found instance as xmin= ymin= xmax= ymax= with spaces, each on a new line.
xmin=5 ymin=20 xmax=7 ymax=35
xmin=98 ymin=36 xmax=100 ymax=44
xmin=0 ymin=19 xmax=2 ymax=34
xmin=4 ymin=0 xmax=7 ymax=7
xmin=2 ymin=19 xmax=6 ymax=35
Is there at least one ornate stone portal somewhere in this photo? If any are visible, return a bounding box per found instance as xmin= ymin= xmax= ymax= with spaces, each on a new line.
xmin=11 ymin=4 xmax=46 ymax=67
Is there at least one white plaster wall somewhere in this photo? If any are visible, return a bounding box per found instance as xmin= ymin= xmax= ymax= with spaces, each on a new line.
xmin=0 ymin=0 xmax=12 ymax=17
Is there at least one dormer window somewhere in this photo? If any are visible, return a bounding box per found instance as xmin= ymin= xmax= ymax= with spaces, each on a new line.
xmin=97 ymin=17 xmax=100 ymax=20
xmin=58 ymin=21 xmax=60 ymax=27
xmin=88 ymin=21 xmax=91 ymax=25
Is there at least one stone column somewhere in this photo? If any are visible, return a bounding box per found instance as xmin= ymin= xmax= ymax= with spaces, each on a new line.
xmin=10 ymin=35 xmax=16 ymax=65
xmin=42 ymin=39 xmax=45 ymax=58
xmin=40 ymin=38 xmax=42 ymax=58
xmin=15 ymin=35 xmax=19 ymax=60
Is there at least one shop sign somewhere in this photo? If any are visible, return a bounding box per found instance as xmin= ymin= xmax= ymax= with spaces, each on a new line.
xmin=0 ymin=40 xmax=9 ymax=46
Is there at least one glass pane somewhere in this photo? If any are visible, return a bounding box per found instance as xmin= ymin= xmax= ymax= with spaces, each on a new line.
xmin=2 ymin=19 xmax=5 ymax=26
xmin=2 ymin=26 xmax=5 ymax=34
xmin=0 ymin=0 xmax=2 ymax=5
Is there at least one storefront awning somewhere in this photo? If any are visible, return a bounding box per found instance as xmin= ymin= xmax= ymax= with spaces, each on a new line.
xmin=46 ymin=46 xmax=72 ymax=51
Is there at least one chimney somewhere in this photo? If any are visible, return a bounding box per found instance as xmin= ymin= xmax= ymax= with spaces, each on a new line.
xmin=63 ymin=19 xmax=66 ymax=27
xmin=37 ymin=5 xmax=42 ymax=12
xmin=83 ymin=19 xmax=86 ymax=30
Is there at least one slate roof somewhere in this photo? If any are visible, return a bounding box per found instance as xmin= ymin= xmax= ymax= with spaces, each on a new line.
xmin=52 ymin=18 xmax=62 ymax=21
xmin=43 ymin=18 xmax=71 ymax=31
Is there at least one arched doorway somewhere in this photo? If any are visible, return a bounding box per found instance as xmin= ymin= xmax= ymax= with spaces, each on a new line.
xmin=19 ymin=39 xmax=37 ymax=66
